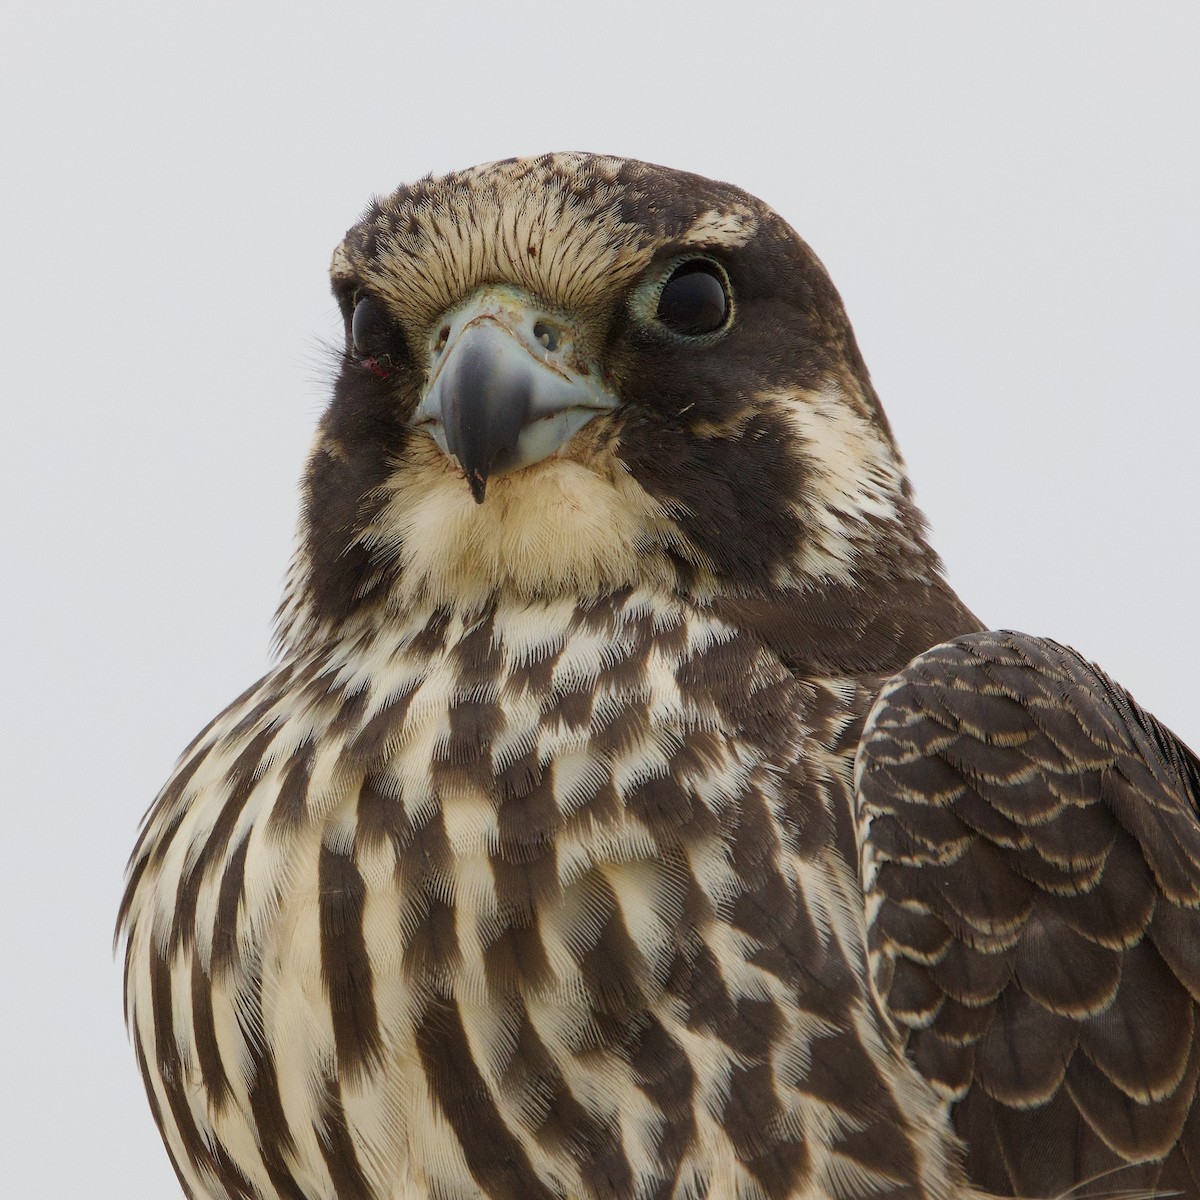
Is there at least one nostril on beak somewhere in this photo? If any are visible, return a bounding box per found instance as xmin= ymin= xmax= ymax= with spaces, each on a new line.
xmin=434 ymin=325 xmax=451 ymax=355
xmin=532 ymin=320 xmax=560 ymax=352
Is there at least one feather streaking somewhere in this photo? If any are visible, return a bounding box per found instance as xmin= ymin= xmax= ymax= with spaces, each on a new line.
xmin=120 ymin=153 xmax=1200 ymax=1200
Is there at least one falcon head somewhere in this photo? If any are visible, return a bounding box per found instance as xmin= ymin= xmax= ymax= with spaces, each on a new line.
xmin=284 ymin=153 xmax=973 ymax=669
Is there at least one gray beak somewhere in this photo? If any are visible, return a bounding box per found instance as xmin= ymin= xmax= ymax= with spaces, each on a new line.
xmin=412 ymin=287 xmax=618 ymax=502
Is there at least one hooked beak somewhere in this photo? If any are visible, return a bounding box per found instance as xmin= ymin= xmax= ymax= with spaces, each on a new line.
xmin=412 ymin=287 xmax=618 ymax=502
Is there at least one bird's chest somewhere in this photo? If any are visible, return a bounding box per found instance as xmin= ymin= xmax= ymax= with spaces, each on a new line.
xmin=247 ymin=597 xmax=877 ymax=1197
xmin=272 ymin=595 xmax=851 ymax=1010
xmin=132 ymin=593 xmax=892 ymax=1200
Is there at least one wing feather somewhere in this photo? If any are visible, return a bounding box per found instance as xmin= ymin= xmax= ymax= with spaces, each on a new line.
xmin=857 ymin=631 xmax=1200 ymax=1198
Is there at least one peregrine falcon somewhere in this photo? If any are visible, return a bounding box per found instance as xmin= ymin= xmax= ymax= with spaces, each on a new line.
xmin=118 ymin=153 xmax=1200 ymax=1200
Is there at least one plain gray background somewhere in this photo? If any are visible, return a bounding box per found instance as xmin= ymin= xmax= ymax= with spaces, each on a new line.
xmin=3 ymin=3 xmax=1197 ymax=1196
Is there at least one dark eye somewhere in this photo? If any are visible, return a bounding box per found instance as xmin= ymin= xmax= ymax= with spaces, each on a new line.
xmin=656 ymin=260 xmax=731 ymax=336
xmin=350 ymin=295 xmax=396 ymax=356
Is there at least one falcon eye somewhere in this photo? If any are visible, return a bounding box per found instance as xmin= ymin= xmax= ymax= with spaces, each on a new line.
xmin=350 ymin=295 xmax=397 ymax=357
xmin=656 ymin=260 xmax=731 ymax=337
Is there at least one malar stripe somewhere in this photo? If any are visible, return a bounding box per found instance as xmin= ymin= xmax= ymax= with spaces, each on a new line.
xmin=415 ymin=994 xmax=557 ymax=1200
xmin=318 ymin=839 xmax=382 ymax=1079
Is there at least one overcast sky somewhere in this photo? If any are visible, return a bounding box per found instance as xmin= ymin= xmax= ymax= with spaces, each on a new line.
xmin=3 ymin=3 xmax=1197 ymax=1196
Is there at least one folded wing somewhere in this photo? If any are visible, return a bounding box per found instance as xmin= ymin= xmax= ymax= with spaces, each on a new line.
xmin=857 ymin=631 xmax=1200 ymax=1197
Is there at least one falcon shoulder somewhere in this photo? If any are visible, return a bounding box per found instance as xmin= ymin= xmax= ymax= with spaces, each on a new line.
xmin=856 ymin=629 xmax=1200 ymax=1198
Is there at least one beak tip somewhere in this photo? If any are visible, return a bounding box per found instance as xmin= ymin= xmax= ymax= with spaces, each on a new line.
xmin=467 ymin=471 xmax=488 ymax=504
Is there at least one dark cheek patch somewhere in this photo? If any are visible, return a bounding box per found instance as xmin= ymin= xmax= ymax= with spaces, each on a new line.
xmin=303 ymin=366 xmax=414 ymax=625
xmin=621 ymin=404 xmax=805 ymax=587
xmin=303 ymin=450 xmax=379 ymax=631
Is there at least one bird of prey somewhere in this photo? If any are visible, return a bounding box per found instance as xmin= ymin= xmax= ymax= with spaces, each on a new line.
xmin=118 ymin=153 xmax=1200 ymax=1200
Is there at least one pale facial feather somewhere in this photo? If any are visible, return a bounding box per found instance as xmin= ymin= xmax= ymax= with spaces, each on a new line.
xmin=357 ymin=379 xmax=915 ymax=612
xmin=362 ymin=435 xmax=711 ymax=611
xmin=774 ymin=384 xmax=917 ymax=587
